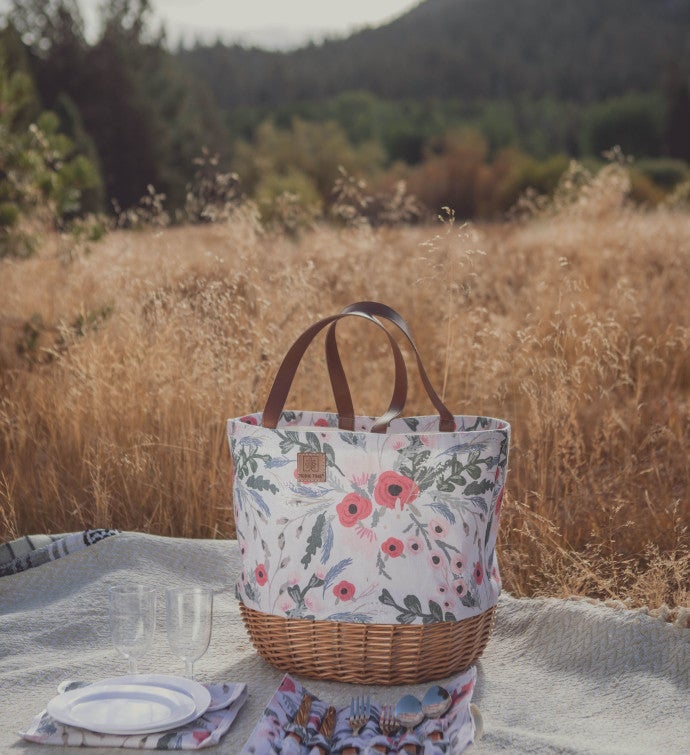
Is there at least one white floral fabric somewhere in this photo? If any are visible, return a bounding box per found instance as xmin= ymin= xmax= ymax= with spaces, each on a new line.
xmin=22 ymin=682 xmax=247 ymax=749
xmin=240 ymin=669 xmax=478 ymax=754
xmin=227 ymin=411 xmax=510 ymax=625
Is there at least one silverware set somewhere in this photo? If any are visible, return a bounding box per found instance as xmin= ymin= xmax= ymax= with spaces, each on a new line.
xmin=348 ymin=694 xmax=371 ymax=735
xmin=347 ymin=684 xmax=452 ymax=737
xmin=285 ymin=685 xmax=453 ymax=752
xmin=378 ymin=704 xmax=398 ymax=736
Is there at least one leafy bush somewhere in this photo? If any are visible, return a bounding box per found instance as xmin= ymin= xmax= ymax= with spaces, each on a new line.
xmin=232 ymin=118 xmax=385 ymax=208
xmin=581 ymin=92 xmax=666 ymax=158
xmin=0 ymin=58 xmax=102 ymax=257
xmin=634 ymin=158 xmax=690 ymax=190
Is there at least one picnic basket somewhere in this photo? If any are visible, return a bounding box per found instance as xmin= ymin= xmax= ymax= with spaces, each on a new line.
xmin=228 ymin=302 xmax=509 ymax=684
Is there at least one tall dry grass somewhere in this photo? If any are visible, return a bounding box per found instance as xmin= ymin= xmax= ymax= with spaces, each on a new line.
xmin=1 ymin=180 xmax=688 ymax=616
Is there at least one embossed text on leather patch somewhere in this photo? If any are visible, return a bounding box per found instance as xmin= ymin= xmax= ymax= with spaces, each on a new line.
xmin=296 ymin=452 xmax=327 ymax=483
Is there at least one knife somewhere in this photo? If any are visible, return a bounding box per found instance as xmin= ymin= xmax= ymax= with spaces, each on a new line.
xmin=284 ymin=693 xmax=312 ymax=744
xmin=309 ymin=705 xmax=336 ymax=755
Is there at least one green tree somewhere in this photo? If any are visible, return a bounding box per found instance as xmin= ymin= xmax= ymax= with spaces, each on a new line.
xmin=232 ymin=118 xmax=384 ymax=206
xmin=664 ymin=65 xmax=690 ymax=163
xmin=581 ymin=93 xmax=666 ymax=158
xmin=0 ymin=51 xmax=100 ymax=257
xmin=6 ymin=0 xmax=229 ymax=212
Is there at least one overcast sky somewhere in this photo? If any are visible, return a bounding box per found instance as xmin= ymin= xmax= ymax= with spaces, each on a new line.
xmin=77 ymin=0 xmax=422 ymax=48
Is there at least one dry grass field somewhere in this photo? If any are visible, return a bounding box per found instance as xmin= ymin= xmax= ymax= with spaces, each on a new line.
xmin=1 ymin=174 xmax=689 ymax=618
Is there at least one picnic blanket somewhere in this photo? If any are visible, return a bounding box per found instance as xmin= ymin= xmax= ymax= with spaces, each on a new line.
xmin=0 ymin=531 xmax=688 ymax=754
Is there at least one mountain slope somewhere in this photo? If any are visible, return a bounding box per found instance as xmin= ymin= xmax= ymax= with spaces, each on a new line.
xmin=179 ymin=0 xmax=690 ymax=110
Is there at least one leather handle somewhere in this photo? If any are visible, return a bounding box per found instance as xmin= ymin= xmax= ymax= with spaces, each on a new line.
xmin=262 ymin=311 xmax=408 ymax=433
xmin=329 ymin=301 xmax=456 ymax=432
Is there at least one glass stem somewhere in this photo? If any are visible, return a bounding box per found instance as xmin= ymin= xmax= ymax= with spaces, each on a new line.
xmin=128 ymin=656 xmax=138 ymax=674
xmin=185 ymin=659 xmax=195 ymax=679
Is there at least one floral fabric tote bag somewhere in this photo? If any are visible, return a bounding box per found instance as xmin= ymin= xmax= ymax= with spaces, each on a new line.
xmin=227 ymin=301 xmax=510 ymax=684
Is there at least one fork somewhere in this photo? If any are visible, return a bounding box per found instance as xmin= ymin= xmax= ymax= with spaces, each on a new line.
xmin=379 ymin=704 xmax=398 ymax=736
xmin=348 ymin=694 xmax=371 ymax=736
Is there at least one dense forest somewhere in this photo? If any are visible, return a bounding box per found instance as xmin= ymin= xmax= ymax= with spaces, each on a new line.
xmin=181 ymin=0 xmax=690 ymax=106
xmin=1 ymin=0 xmax=689 ymax=255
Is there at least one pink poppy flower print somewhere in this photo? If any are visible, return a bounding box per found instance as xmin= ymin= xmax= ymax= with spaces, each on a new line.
xmin=452 ymin=553 xmax=466 ymax=573
xmin=255 ymin=564 xmax=268 ymax=586
xmin=240 ymin=415 xmax=258 ymax=425
xmin=314 ymin=417 xmax=330 ymax=437
xmin=428 ymin=550 xmax=444 ymax=569
xmin=429 ymin=518 xmax=449 ymax=539
xmin=374 ymin=471 xmax=420 ymax=509
xmin=452 ymin=577 xmax=468 ymax=598
xmin=336 ymin=493 xmax=372 ymax=527
xmin=333 ymin=580 xmax=356 ymax=601
xmin=473 ymin=561 xmax=484 ymax=585
xmin=381 ymin=537 xmax=404 ymax=558
xmin=406 ymin=536 xmax=424 ymax=555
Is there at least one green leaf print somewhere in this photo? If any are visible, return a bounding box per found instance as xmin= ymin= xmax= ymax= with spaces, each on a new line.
xmin=378 ymin=589 xmax=397 ymax=608
xmin=428 ymin=600 xmax=444 ymax=623
xmin=235 ymin=446 xmax=272 ymax=480
xmin=277 ymin=431 xmax=300 ymax=454
xmin=378 ymin=590 xmax=454 ymax=624
xmin=465 ymin=479 xmax=495 ymax=496
xmin=466 ymin=464 xmax=482 ymax=480
xmin=246 ymin=475 xmax=279 ymax=495
xmin=301 ymin=512 xmax=326 ymax=568
xmin=305 ymin=432 xmax=322 ymax=452
xmin=287 ymin=584 xmax=303 ymax=606
xmin=323 ymin=443 xmax=336 ymax=467
xmin=404 ymin=594 xmax=423 ymax=614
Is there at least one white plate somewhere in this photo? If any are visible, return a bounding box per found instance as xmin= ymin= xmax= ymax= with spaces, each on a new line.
xmin=48 ymin=676 xmax=211 ymax=735
xmin=92 ymin=674 xmax=211 ymax=712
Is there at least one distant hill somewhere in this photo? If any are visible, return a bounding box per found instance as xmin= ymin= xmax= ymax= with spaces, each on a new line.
xmin=178 ymin=0 xmax=690 ymax=110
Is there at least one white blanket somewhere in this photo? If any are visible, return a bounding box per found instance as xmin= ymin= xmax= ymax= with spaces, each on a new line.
xmin=0 ymin=532 xmax=687 ymax=754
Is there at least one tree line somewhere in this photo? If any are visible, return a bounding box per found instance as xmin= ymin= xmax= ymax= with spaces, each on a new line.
xmin=1 ymin=0 xmax=689 ymax=257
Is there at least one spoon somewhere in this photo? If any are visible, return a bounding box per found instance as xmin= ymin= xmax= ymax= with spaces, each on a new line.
xmin=395 ymin=694 xmax=424 ymax=733
xmin=421 ymin=685 xmax=452 ymax=719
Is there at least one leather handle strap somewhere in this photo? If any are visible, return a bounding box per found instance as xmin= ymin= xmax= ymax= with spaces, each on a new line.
xmin=330 ymin=301 xmax=456 ymax=432
xmin=262 ymin=311 xmax=408 ymax=433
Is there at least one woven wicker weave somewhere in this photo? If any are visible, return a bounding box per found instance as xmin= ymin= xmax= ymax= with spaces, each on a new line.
xmin=239 ymin=603 xmax=496 ymax=685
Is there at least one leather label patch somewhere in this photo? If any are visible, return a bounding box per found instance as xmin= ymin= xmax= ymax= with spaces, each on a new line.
xmin=296 ymin=452 xmax=327 ymax=483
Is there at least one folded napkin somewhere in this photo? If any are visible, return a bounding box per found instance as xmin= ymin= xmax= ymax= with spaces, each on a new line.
xmin=0 ymin=529 xmax=120 ymax=577
xmin=21 ymin=680 xmax=247 ymax=750
xmin=241 ymin=668 xmax=478 ymax=754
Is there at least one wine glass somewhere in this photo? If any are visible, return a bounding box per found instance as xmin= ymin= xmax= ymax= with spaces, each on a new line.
xmin=109 ymin=584 xmax=157 ymax=674
xmin=165 ymin=587 xmax=213 ymax=679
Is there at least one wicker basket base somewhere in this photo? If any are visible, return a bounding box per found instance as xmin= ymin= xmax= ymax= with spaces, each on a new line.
xmin=239 ymin=603 xmax=496 ymax=685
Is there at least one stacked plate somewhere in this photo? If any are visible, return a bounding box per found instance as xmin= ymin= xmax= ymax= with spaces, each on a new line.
xmin=47 ymin=674 xmax=212 ymax=736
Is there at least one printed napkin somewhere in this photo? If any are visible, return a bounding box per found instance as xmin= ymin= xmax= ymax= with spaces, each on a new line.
xmin=21 ymin=681 xmax=247 ymax=750
xmin=241 ymin=668 xmax=478 ymax=754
